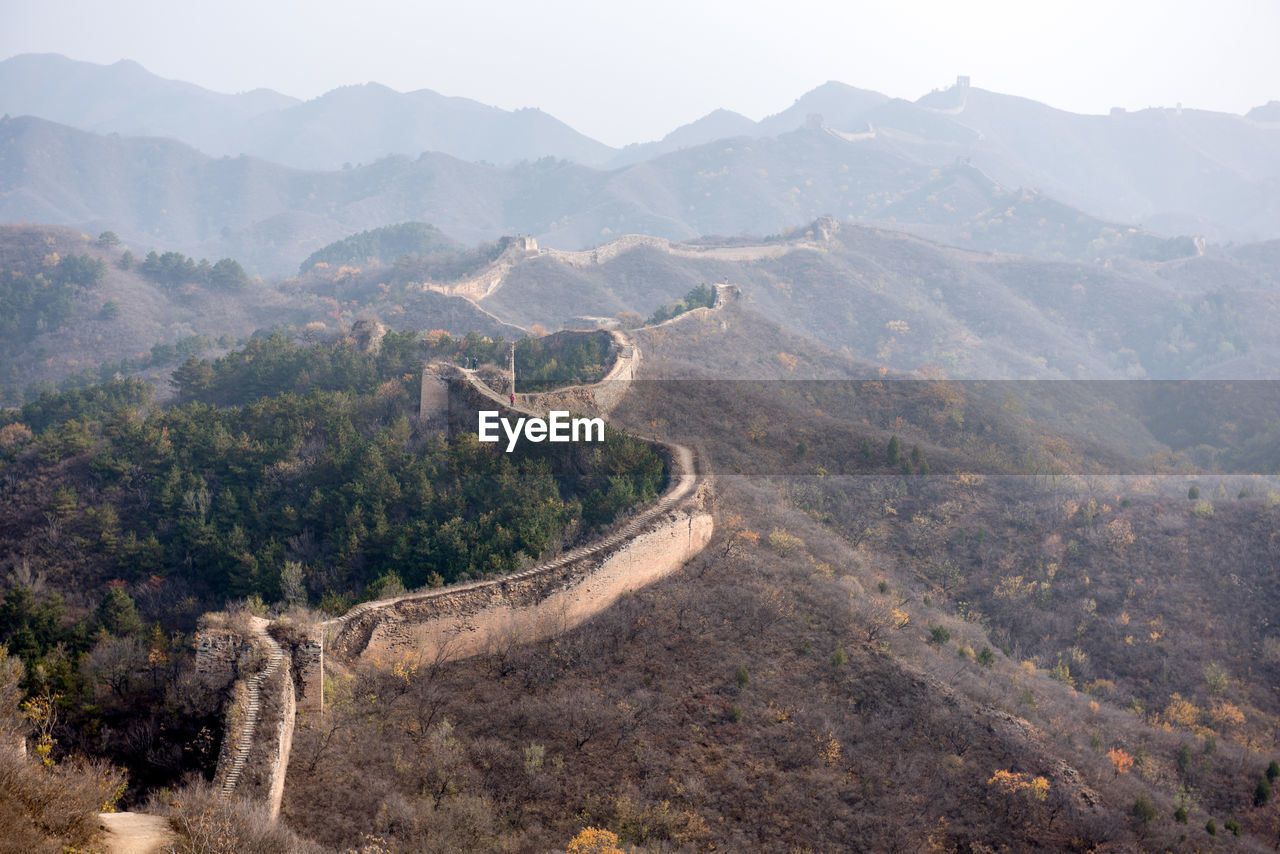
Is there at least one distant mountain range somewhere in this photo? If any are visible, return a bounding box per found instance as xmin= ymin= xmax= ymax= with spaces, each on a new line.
xmin=0 ymin=54 xmax=614 ymax=169
xmin=0 ymin=114 xmax=1198 ymax=274
xmin=1 ymin=54 xmax=1278 ymax=272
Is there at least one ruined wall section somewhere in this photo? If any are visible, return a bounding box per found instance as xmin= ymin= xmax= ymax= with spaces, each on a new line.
xmin=419 ymin=362 xmax=452 ymax=425
xmin=200 ymin=616 xmax=295 ymax=820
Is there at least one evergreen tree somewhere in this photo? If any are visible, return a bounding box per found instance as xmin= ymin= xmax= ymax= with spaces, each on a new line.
xmin=93 ymin=587 xmax=143 ymax=637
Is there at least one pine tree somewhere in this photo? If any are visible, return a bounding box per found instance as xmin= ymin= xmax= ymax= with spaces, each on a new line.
xmin=887 ymin=435 xmax=901 ymax=465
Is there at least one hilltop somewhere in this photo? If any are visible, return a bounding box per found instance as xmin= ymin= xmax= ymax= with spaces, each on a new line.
xmin=4 ymin=56 xmax=1278 ymax=253
xmin=0 ymin=53 xmax=613 ymax=169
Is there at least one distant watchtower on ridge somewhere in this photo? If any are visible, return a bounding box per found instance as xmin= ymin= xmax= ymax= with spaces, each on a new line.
xmin=498 ymin=235 xmax=538 ymax=253
xmin=956 ymin=75 xmax=971 ymax=90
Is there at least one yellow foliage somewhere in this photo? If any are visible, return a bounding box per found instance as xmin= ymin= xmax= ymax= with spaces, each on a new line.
xmin=767 ymin=528 xmax=805 ymax=556
xmin=1104 ymin=518 xmax=1135 ymax=552
xmin=391 ymin=657 xmax=419 ymax=685
xmin=776 ymin=352 xmax=799 ymax=371
xmin=994 ymin=575 xmax=1035 ymax=600
xmin=987 ymin=770 xmax=1050 ymax=802
xmin=1107 ymin=747 xmax=1133 ymax=775
xmin=566 ymin=827 xmax=624 ymax=854
xmin=816 ymin=731 xmax=842 ymax=766
xmin=0 ymin=422 xmax=34 ymax=449
xmin=1161 ymin=693 xmax=1200 ymax=729
xmin=1208 ymin=699 xmax=1245 ymax=731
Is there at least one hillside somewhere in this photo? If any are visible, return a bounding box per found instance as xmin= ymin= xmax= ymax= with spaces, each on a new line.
xmin=451 ymin=221 xmax=1274 ymax=381
xmin=0 ymin=115 xmax=1206 ymax=276
xmin=2 ymin=227 xmax=1278 ymax=850
xmin=3 ymin=215 xmax=1270 ymax=407
xmin=268 ymin=305 xmax=1280 ymax=851
xmin=0 ymin=225 xmax=516 ymax=404
xmin=916 ymin=84 xmax=1280 ymax=242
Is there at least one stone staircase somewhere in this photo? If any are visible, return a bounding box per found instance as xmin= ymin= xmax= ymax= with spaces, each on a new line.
xmin=218 ymin=618 xmax=286 ymax=799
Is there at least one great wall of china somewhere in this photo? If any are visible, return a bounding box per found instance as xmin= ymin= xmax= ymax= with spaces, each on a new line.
xmin=422 ymin=223 xmax=834 ymax=307
xmin=188 ymin=288 xmax=736 ymax=824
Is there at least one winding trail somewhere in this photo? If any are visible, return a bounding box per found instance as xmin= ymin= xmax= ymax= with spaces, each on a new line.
xmin=209 ymin=296 xmax=728 ymax=821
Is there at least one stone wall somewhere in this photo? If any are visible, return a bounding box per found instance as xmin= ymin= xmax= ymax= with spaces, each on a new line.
xmin=194 ymin=625 xmax=246 ymax=685
xmin=325 ymin=361 xmax=712 ymax=670
xmin=327 ymin=502 xmax=711 ymax=666
xmin=517 ymin=329 xmax=639 ymax=417
xmin=201 ymin=616 xmax=297 ymax=821
xmin=419 ymin=363 xmax=452 ymax=425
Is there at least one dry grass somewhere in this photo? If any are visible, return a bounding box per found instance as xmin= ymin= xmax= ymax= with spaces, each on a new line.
xmin=148 ymin=780 xmax=325 ymax=854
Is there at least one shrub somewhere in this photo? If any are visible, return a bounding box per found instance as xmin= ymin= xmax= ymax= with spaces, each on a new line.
xmin=1224 ymin=817 xmax=1240 ymax=837
xmin=1187 ymin=485 xmax=1200 ymax=499
xmin=1266 ymin=759 xmax=1279 ymax=782
xmin=1255 ymin=776 xmax=1272 ymax=806
xmin=767 ymin=528 xmax=804 ymax=556
xmin=830 ymin=647 xmax=847 ymax=669
xmin=1205 ymin=818 xmax=1216 ymax=836
xmin=1175 ymin=743 xmax=1192 ymax=777
xmin=151 ymin=780 xmax=322 ymax=853
xmin=1174 ymin=806 xmax=1188 ymax=823
xmin=734 ymin=665 xmax=750 ymax=690
xmin=977 ymin=645 xmax=996 ymax=667
xmin=0 ymin=645 xmax=126 ymax=852
xmin=1191 ymin=500 xmax=1215 ymax=519
xmin=1131 ymin=796 xmax=1157 ymax=824
xmin=566 ymin=827 xmax=625 ymax=854
xmin=928 ymin=625 xmax=951 ymax=646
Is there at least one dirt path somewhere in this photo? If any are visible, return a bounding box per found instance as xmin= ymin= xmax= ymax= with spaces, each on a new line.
xmin=97 ymin=812 xmax=175 ymax=854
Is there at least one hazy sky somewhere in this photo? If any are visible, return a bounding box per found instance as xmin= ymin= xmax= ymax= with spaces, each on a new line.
xmin=3 ymin=0 xmax=1277 ymax=147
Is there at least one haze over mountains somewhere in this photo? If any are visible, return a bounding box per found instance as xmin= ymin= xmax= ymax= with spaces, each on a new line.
xmin=1 ymin=53 xmax=1278 ymax=275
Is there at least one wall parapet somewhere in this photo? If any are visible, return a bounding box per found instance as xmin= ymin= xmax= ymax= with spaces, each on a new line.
xmin=324 ymin=433 xmax=708 ymax=665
